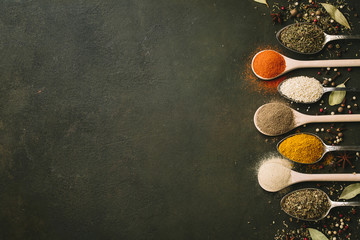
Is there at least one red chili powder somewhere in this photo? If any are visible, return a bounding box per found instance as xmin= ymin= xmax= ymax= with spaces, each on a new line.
xmin=252 ymin=50 xmax=286 ymax=79
xmin=241 ymin=46 xmax=287 ymax=94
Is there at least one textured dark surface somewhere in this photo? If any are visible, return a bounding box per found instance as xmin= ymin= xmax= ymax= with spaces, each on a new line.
xmin=1 ymin=1 xmax=360 ymax=239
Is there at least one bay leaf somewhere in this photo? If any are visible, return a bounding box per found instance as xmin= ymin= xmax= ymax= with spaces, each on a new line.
xmin=329 ymin=83 xmax=346 ymax=106
xmin=321 ymin=3 xmax=351 ymax=30
xmin=253 ymin=0 xmax=268 ymax=7
xmin=308 ymin=228 xmax=329 ymax=240
xmin=339 ymin=183 xmax=360 ymax=200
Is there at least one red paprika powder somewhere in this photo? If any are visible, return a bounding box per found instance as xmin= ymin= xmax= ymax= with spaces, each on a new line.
xmin=241 ymin=45 xmax=287 ymax=94
xmin=252 ymin=50 xmax=286 ymax=79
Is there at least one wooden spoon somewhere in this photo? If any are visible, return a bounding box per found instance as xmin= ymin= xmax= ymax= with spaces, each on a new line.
xmin=257 ymin=161 xmax=360 ymax=192
xmin=251 ymin=50 xmax=360 ymax=80
xmin=254 ymin=103 xmax=360 ymax=136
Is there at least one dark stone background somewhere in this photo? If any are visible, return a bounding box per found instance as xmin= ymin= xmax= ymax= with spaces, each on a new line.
xmin=1 ymin=0 xmax=360 ymax=239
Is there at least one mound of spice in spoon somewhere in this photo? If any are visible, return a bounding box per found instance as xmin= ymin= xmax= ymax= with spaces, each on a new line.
xmin=257 ymin=157 xmax=292 ymax=192
xmin=254 ymin=102 xmax=294 ymax=136
xmin=278 ymin=23 xmax=325 ymax=54
xmin=252 ymin=50 xmax=286 ymax=79
xmin=278 ymin=76 xmax=323 ymax=103
xmin=278 ymin=133 xmax=323 ymax=164
xmin=281 ymin=188 xmax=331 ymax=221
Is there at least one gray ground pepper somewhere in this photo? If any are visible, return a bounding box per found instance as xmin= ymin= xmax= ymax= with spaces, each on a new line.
xmin=255 ymin=102 xmax=294 ymax=135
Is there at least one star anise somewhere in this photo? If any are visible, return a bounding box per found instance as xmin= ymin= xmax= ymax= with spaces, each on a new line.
xmin=335 ymin=152 xmax=354 ymax=168
xmin=270 ymin=13 xmax=282 ymax=24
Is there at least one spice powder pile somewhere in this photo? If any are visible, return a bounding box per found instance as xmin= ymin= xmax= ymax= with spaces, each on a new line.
xmin=281 ymin=189 xmax=331 ymax=221
xmin=255 ymin=102 xmax=294 ymax=136
xmin=242 ymin=45 xmax=288 ymax=94
xmin=278 ymin=133 xmax=324 ymax=164
xmin=252 ymin=50 xmax=286 ymax=79
xmin=257 ymin=157 xmax=292 ymax=192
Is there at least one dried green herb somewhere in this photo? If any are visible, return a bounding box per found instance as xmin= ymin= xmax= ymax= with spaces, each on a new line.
xmin=281 ymin=189 xmax=331 ymax=220
xmin=279 ymin=23 xmax=325 ymax=53
xmin=321 ymin=3 xmax=351 ymax=30
xmin=307 ymin=228 xmax=328 ymax=240
xmin=339 ymin=183 xmax=360 ymax=200
xmin=253 ymin=0 xmax=268 ymax=7
xmin=329 ymin=78 xmax=349 ymax=106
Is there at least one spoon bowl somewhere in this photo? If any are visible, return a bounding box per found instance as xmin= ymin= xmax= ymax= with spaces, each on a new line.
xmin=276 ymin=22 xmax=360 ymax=55
xmin=280 ymin=188 xmax=360 ymax=221
xmin=254 ymin=103 xmax=360 ymax=136
xmin=251 ymin=50 xmax=360 ymax=80
xmin=276 ymin=132 xmax=360 ymax=164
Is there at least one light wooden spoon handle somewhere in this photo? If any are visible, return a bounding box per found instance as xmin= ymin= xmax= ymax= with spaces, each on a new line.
xmin=302 ymin=114 xmax=360 ymax=124
xmin=295 ymin=59 xmax=360 ymax=68
xmin=292 ymin=171 xmax=360 ymax=184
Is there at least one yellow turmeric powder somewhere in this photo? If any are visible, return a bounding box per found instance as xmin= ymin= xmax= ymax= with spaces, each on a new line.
xmin=278 ymin=133 xmax=324 ymax=164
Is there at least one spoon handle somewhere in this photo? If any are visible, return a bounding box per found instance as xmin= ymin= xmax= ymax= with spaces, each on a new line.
xmin=292 ymin=172 xmax=360 ymax=183
xmin=295 ymin=59 xmax=360 ymax=68
xmin=326 ymin=145 xmax=360 ymax=152
xmin=323 ymin=87 xmax=358 ymax=93
xmin=332 ymin=201 xmax=360 ymax=207
xmin=304 ymin=114 xmax=360 ymax=124
xmin=327 ymin=34 xmax=360 ymax=41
